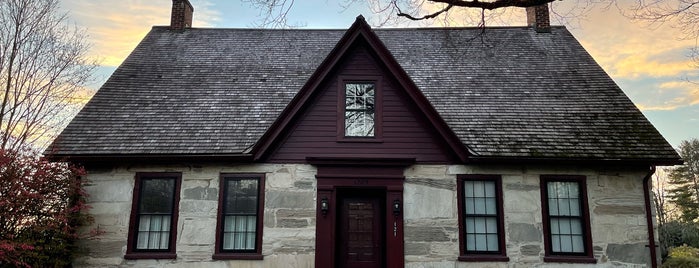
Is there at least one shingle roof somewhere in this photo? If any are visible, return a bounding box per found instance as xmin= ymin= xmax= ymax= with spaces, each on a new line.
xmin=47 ymin=24 xmax=680 ymax=163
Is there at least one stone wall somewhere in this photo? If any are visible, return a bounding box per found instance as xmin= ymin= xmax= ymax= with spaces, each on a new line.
xmin=404 ymin=164 xmax=654 ymax=268
xmin=75 ymin=163 xmax=317 ymax=268
xmin=75 ymin=163 xmax=655 ymax=267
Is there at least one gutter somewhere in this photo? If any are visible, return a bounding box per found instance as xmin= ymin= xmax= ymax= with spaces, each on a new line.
xmin=643 ymin=166 xmax=658 ymax=268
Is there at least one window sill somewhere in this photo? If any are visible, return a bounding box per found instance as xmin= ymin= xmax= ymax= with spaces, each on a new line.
xmin=212 ymin=253 xmax=263 ymax=260
xmin=543 ymin=256 xmax=596 ymax=263
xmin=337 ymin=137 xmax=383 ymax=143
xmin=124 ymin=252 xmax=176 ymax=260
xmin=458 ymin=255 xmax=510 ymax=262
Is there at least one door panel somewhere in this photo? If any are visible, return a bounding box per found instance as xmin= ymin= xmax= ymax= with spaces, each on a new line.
xmin=337 ymin=194 xmax=384 ymax=268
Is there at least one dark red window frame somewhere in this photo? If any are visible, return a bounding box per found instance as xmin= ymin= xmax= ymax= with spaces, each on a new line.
xmin=125 ymin=172 xmax=181 ymax=260
xmin=540 ymin=175 xmax=596 ymax=263
xmin=457 ymin=175 xmax=509 ymax=262
xmin=337 ymin=75 xmax=383 ymax=142
xmin=213 ymin=173 xmax=265 ymax=260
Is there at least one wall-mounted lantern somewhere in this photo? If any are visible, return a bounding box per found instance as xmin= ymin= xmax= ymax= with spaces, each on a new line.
xmin=393 ymin=199 xmax=401 ymax=216
xmin=320 ymin=197 xmax=329 ymax=215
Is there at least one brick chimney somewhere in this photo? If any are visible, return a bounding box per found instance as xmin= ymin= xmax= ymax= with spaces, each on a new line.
xmin=170 ymin=0 xmax=194 ymax=30
xmin=526 ymin=4 xmax=550 ymax=33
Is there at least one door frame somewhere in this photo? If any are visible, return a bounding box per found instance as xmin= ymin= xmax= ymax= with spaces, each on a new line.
xmin=310 ymin=157 xmax=412 ymax=268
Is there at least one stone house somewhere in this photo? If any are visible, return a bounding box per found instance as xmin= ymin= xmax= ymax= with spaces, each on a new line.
xmin=47 ymin=0 xmax=682 ymax=267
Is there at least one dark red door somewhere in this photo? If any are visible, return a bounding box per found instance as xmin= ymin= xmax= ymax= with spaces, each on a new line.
xmin=337 ymin=195 xmax=385 ymax=268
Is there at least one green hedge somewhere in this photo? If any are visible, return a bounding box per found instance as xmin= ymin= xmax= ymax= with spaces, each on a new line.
xmin=662 ymin=256 xmax=699 ymax=268
xmin=662 ymin=245 xmax=699 ymax=268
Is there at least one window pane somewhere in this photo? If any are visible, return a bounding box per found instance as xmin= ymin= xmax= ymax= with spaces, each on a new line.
xmin=569 ymin=198 xmax=580 ymax=216
xmin=558 ymin=199 xmax=570 ymax=215
xmin=572 ymin=235 xmax=585 ymax=253
xmin=547 ymin=182 xmax=558 ymax=199
xmin=136 ymin=215 xmax=171 ymax=250
xmin=465 ymin=217 xmax=475 ymax=233
xmin=486 ymin=234 xmax=499 ymax=251
xmin=486 ymin=217 xmax=497 ymax=234
xmin=567 ymin=183 xmax=579 ymax=198
xmin=344 ymin=83 xmax=375 ymax=137
xmin=485 ymin=197 xmax=496 ymax=215
xmin=549 ymin=198 xmax=559 ymax=216
xmin=571 ymin=219 xmax=582 ymax=235
xmin=560 ymin=235 xmax=573 ymax=252
xmin=559 ymin=218 xmax=571 ymax=234
xmin=484 ymin=181 xmax=495 ymax=198
xmin=551 ymin=219 xmax=561 ymax=234
xmin=465 ymin=181 xmax=474 ymax=197
xmin=475 ymin=234 xmax=487 ymax=251
xmin=225 ymin=179 xmax=258 ymax=214
xmin=474 ymin=198 xmax=485 ymax=214
xmin=140 ymin=178 xmax=175 ymax=213
xmin=474 ymin=218 xmax=486 ymax=233
xmin=466 ymin=233 xmax=475 ymax=250
xmin=473 ymin=181 xmax=485 ymax=197
xmin=465 ymin=197 xmax=475 ymax=214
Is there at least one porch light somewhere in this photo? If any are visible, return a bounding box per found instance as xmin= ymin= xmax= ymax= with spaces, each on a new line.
xmin=393 ymin=199 xmax=401 ymax=216
xmin=320 ymin=197 xmax=329 ymax=215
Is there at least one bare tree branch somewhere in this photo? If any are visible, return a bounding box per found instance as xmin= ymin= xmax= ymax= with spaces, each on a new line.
xmin=0 ymin=0 xmax=96 ymax=151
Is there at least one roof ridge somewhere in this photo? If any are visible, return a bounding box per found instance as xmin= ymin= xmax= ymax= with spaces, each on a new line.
xmin=150 ymin=25 xmax=567 ymax=31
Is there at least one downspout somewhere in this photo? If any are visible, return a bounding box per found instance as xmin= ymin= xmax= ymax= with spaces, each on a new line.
xmin=643 ymin=166 xmax=658 ymax=268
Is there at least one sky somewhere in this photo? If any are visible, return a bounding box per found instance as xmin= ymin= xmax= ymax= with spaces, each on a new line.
xmin=61 ymin=0 xmax=698 ymax=148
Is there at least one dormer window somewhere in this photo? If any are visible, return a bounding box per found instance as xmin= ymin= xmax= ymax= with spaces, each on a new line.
xmin=344 ymin=82 xmax=375 ymax=137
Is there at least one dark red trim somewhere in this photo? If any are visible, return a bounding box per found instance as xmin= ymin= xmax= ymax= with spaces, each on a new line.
xmin=307 ymin=156 xmax=415 ymax=166
xmin=250 ymin=16 xmax=470 ymax=162
xmin=125 ymin=172 xmax=181 ymax=260
xmin=540 ymin=175 xmax=596 ymax=263
xmin=314 ymin=162 xmax=405 ymax=268
xmin=336 ymin=76 xmax=384 ymax=141
xmin=456 ymin=175 xmax=509 ymax=261
xmin=643 ymin=166 xmax=659 ymax=268
xmin=213 ymin=173 xmax=265 ymax=260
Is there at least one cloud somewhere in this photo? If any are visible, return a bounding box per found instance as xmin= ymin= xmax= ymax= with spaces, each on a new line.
xmin=63 ymin=0 xmax=220 ymax=67
xmin=619 ymin=77 xmax=699 ymax=111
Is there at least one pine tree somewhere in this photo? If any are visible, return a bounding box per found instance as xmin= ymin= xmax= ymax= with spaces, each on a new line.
xmin=668 ymin=139 xmax=699 ymax=222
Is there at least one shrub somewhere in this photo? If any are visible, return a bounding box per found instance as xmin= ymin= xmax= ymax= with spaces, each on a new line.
xmin=662 ymin=256 xmax=699 ymax=268
xmin=0 ymin=149 xmax=91 ymax=267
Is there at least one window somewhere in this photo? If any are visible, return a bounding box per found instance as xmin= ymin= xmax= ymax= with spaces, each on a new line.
xmin=540 ymin=175 xmax=595 ymax=263
xmin=125 ymin=173 xmax=181 ymax=259
xmin=344 ymin=82 xmax=375 ymax=137
xmin=457 ymin=175 xmax=508 ymax=261
xmin=213 ymin=174 xmax=265 ymax=260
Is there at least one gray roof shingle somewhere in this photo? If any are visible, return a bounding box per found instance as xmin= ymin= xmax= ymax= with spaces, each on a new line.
xmin=48 ymin=25 xmax=680 ymax=163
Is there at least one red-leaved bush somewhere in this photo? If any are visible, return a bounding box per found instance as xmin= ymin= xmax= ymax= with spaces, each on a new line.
xmin=0 ymin=149 xmax=91 ymax=267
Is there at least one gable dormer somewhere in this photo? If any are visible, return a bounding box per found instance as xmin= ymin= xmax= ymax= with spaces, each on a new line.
xmin=254 ymin=17 xmax=469 ymax=163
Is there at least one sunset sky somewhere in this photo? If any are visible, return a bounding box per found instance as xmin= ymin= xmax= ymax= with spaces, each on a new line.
xmin=62 ymin=0 xmax=698 ymax=148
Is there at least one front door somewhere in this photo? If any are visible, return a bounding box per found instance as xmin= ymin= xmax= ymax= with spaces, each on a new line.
xmin=336 ymin=191 xmax=385 ymax=268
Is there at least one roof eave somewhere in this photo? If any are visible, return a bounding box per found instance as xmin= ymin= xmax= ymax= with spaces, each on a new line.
xmin=466 ymin=156 xmax=683 ymax=166
xmin=46 ymin=153 xmax=254 ymax=166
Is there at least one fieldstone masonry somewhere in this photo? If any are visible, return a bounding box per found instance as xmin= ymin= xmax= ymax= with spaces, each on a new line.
xmin=75 ymin=163 xmax=655 ymax=267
